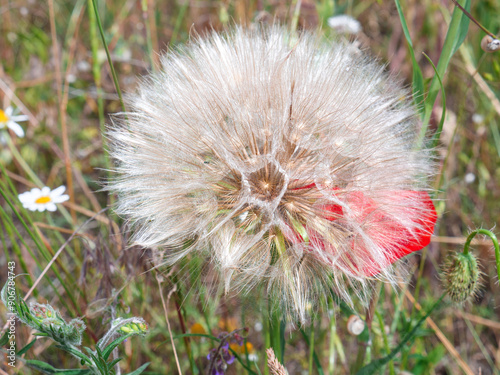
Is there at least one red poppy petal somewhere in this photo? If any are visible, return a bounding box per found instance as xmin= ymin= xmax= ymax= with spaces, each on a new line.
xmin=316 ymin=190 xmax=437 ymax=276
xmin=349 ymin=191 xmax=437 ymax=275
xmin=287 ymin=183 xmax=437 ymax=276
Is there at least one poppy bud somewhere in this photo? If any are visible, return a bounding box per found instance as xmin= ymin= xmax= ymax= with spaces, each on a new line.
xmin=443 ymin=252 xmax=480 ymax=303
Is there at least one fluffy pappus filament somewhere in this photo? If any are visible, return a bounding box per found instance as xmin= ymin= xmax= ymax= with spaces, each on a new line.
xmin=108 ymin=26 xmax=437 ymax=322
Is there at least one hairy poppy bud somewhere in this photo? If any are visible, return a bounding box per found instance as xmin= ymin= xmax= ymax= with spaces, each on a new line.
xmin=443 ymin=252 xmax=480 ymax=303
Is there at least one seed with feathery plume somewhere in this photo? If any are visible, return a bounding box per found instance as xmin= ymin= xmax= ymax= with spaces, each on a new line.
xmin=108 ymin=26 xmax=437 ymax=322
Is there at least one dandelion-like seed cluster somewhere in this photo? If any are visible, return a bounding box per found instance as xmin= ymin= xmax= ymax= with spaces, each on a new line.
xmin=109 ymin=27 xmax=437 ymax=322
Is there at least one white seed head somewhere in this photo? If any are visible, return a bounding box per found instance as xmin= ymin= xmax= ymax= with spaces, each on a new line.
xmin=327 ymin=15 xmax=362 ymax=34
xmin=108 ymin=26 xmax=436 ymax=322
xmin=481 ymin=35 xmax=500 ymax=53
xmin=347 ymin=315 xmax=365 ymax=335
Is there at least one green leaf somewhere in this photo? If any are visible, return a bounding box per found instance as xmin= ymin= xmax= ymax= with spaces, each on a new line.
xmin=422 ymin=52 xmax=446 ymax=150
xmin=452 ymin=0 xmax=471 ymax=55
xmin=101 ymin=333 xmax=134 ymax=360
xmin=17 ymin=338 xmax=36 ymax=356
xmin=355 ymin=294 xmax=446 ymax=375
xmin=299 ymin=328 xmax=325 ymax=375
xmin=394 ymin=0 xmax=425 ymax=112
xmin=123 ymin=362 xmax=150 ymax=375
xmin=419 ymin=0 xmax=470 ymax=145
xmin=25 ymin=360 xmax=92 ymax=374
xmin=0 ymin=331 xmax=9 ymax=347
xmin=108 ymin=357 xmax=122 ymax=368
xmin=55 ymin=345 xmax=91 ymax=364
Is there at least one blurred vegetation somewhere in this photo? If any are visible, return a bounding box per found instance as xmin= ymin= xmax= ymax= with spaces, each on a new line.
xmin=0 ymin=0 xmax=500 ymax=374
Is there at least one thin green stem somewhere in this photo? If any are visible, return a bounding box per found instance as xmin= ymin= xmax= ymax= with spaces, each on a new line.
xmin=141 ymin=0 xmax=156 ymax=70
xmin=464 ymin=318 xmax=500 ymax=375
xmin=6 ymin=136 xmax=43 ymax=186
xmin=463 ymin=229 xmax=500 ymax=280
xmin=170 ymin=1 xmax=188 ymax=45
xmin=418 ymin=0 xmax=467 ymax=146
xmin=355 ymin=293 xmax=447 ymax=375
xmin=308 ymin=317 xmax=315 ymax=375
xmin=0 ymin=210 xmax=34 ymax=291
xmin=87 ymin=0 xmax=110 ymax=164
xmin=0 ymin=183 xmax=80 ymax=314
xmin=328 ymin=303 xmax=336 ymax=375
xmin=375 ymin=311 xmax=395 ymax=375
xmin=290 ymin=0 xmax=302 ymax=33
xmin=264 ymin=305 xmax=270 ymax=375
xmin=91 ymin=0 xmax=127 ymax=114
xmin=410 ymin=247 xmax=427 ymax=317
xmin=353 ymin=282 xmax=381 ymax=372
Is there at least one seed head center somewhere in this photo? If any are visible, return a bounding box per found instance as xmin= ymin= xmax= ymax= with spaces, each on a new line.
xmin=248 ymin=163 xmax=286 ymax=202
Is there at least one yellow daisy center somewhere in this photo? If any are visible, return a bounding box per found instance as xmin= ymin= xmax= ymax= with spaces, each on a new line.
xmin=35 ymin=196 xmax=52 ymax=204
xmin=0 ymin=109 xmax=8 ymax=123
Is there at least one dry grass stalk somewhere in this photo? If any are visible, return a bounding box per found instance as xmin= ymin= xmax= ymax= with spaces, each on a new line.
xmin=266 ymin=348 xmax=288 ymax=375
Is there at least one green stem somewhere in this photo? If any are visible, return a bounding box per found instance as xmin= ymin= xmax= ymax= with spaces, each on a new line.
xmin=353 ymin=282 xmax=381 ymax=372
xmin=91 ymin=0 xmax=127 ymax=114
xmin=290 ymin=0 xmax=302 ymax=34
xmin=410 ymin=247 xmax=427 ymax=317
xmin=264 ymin=306 xmax=270 ymax=375
xmin=328 ymin=304 xmax=336 ymax=375
xmin=418 ymin=0 xmax=467 ymax=146
xmin=308 ymin=317 xmax=315 ymax=375
xmin=141 ymin=0 xmax=156 ymax=70
xmin=375 ymin=311 xmax=395 ymax=375
xmin=355 ymin=293 xmax=446 ymax=375
xmin=0 ymin=183 xmax=80 ymax=314
xmin=463 ymin=229 xmax=500 ymax=280
xmin=87 ymin=0 xmax=110 ymax=174
xmin=170 ymin=1 xmax=189 ymax=45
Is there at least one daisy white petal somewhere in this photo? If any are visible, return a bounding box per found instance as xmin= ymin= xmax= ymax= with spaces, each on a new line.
xmin=7 ymin=121 xmax=25 ymax=138
xmin=52 ymin=194 xmax=69 ymax=204
xmin=11 ymin=114 xmax=29 ymax=122
xmin=17 ymin=186 xmax=66 ymax=213
xmin=18 ymin=192 xmax=31 ymax=203
xmin=46 ymin=203 xmax=57 ymax=212
xmin=1 ymin=106 xmax=28 ymax=138
xmin=27 ymin=204 xmax=38 ymax=212
xmin=50 ymin=185 xmax=67 ymax=197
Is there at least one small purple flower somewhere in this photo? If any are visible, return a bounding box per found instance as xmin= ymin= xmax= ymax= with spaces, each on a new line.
xmin=207 ymin=339 xmax=235 ymax=374
xmin=232 ymin=333 xmax=244 ymax=346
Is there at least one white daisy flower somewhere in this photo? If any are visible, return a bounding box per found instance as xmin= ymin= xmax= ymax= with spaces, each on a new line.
xmin=327 ymin=15 xmax=362 ymax=34
xmin=0 ymin=106 xmax=28 ymax=138
xmin=18 ymin=186 xmax=69 ymax=212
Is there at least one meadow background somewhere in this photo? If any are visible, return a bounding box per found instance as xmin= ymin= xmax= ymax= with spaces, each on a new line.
xmin=1 ymin=0 xmax=500 ymax=374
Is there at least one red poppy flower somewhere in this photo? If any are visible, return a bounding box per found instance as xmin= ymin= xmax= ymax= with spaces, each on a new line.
xmin=289 ymin=185 xmax=437 ymax=276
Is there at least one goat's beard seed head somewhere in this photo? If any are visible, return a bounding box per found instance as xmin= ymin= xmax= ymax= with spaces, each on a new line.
xmin=108 ymin=26 xmax=437 ymax=323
